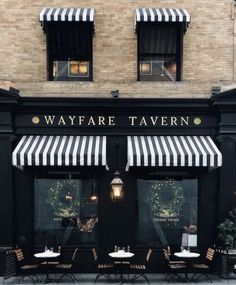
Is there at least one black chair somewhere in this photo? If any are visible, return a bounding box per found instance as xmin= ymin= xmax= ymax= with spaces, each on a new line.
xmin=191 ymin=247 xmax=215 ymax=282
xmin=14 ymin=248 xmax=39 ymax=283
xmin=92 ymin=248 xmax=113 ymax=283
xmin=166 ymin=246 xmax=186 ymax=265
xmin=55 ymin=248 xmax=79 ymax=282
xmin=163 ymin=248 xmax=186 ymax=283
xmin=129 ymin=249 xmax=152 ymax=284
xmin=3 ymin=249 xmax=17 ymax=283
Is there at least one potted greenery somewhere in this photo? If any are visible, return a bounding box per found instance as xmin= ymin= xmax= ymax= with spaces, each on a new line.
xmin=218 ymin=208 xmax=236 ymax=252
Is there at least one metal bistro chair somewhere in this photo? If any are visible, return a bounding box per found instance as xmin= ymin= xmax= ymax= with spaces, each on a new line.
xmin=55 ymin=248 xmax=79 ymax=283
xmin=191 ymin=247 xmax=215 ymax=282
xmin=163 ymin=248 xmax=186 ymax=283
xmin=14 ymin=248 xmax=39 ymax=283
xmin=129 ymin=249 xmax=152 ymax=284
xmin=92 ymin=248 xmax=113 ymax=283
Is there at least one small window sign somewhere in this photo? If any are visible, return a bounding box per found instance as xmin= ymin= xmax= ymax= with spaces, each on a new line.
xmin=140 ymin=61 xmax=152 ymax=75
xmin=68 ymin=61 xmax=89 ymax=77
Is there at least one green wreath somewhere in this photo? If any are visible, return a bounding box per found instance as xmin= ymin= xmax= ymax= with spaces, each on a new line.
xmin=149 ymin=178 xmax=185 ymax=218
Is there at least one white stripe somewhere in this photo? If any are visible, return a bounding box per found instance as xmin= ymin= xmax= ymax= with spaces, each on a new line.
xmin=136 ymin=8 xmax=141 ymax=22
xmin=207 ymin=136 xmax=222 ymax=167
xmin=82 ymin=8 xmax=88 ymax=21
xmin=156 ymin=9 xmax=162 ymax=22
xmin=90 ymin=8 xmax=94 ymax=21
xmin=201 ymin=136 xmax=215 ymax=167
xmin=173 ymin=136 xmax=185 ymax=166
xmin=102 ymin=136 xmax=106 ymax=166
xmin=42 ymin=136 xmax=53 ymax=165
xmin=65 ymin=136 xmax=74 ymax=165
xmin=170 ymin=9 xmax=176 ymax=22
xmin=180 ymin=136 xmax=192 ymax=166
xmin=153 ymin=136 xmax=163 ymax=166
xmin=57 ymin=136 xmax=67 ymax=165
xmin=161 ymin=136 xmax=170 ymax=166
xmin=87 ymin=136 xmax=93 ymax=166
xmin=162 ymin=9 xmax=169 ymax=22
xmin=182 ymin=8 xmax=191 ymax=22
xmin=142 ymin=8 xmax=148 ymax=22
xmin=147 ymin=136 xmax=155 ymax=166
xmin=75 ymin=8 xmax=81 ymax=21
xmin=50 ymin=136 xmax=60 ymax=166
xmin=134 ymin=136 xmax=141 ymax=166
xmin=187 ymin=137 xmax=200 ymax=166
xmin=140 ymin=136 xmax=148 ymax=166
xmin=28 ymin=136 xmax=40 ymax=166
xmin=193 ymin=136 xmax=207 ymax=166
xmin=167 ymin=136 xmax=178 ymax=166
xmin=80 ymin=136 xmax=87 ymax=165
xmin=12 ymin=136 xmax=27 ymax=166
xmin=20 ymin=136 xmax=34 ymax=165
xmin=68 ymin=8 xmax=74 ymax=21
xmin=72 ymin=136 xmax=80 ymax=166
xmin=127 ymin=136 xmax=133 ymax=168
xmin=35 ymin=136 xmax=47 ymax=166
xmin=176 ymin=9 xmax=184 ymax=22
xmin=61 ymin=8 xmax=67 ymax=21
xmin=54 ymin=8 xmax=60 ymax=21
xmin=39 ymin=7 xmax=47 ymax=22
xmin=94 ymin=136 xmax=100 ymax=166
xmin=46 ymin=8 xmax=54 ymax=21
xmin=149 ymin=8 xmax=155 ymax=22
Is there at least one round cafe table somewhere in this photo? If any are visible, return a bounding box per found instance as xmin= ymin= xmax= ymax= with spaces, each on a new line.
xmin=109 ymin=251 xmax=134 ymax=283
xmin=174 ymin=251 xmax=200 ymax=282
xmin=34 ymin=251 xmax=60 ymax=283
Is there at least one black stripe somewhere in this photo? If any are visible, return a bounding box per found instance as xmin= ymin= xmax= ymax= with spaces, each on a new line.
xmin=87 ymin=8 xmax=91 ymax=21
xmin=76 ymin=136 xmax=83 ymax=166
xmin=139 ymin=9 xmax=144 ymax=22
xmin=43 ymin=8 xmax=50 ymax=22
xmin=180 ymin=9 xmax=186 ymax=22
xmin=16 ymin=136 xmax=27 ymax=165
xmin=50 ymin=8 xmax=56 ymax=21
xmin=79 ymin=8 xmax=84 ymax=21
xmin=166 ymin=9 xmax=172 ymax=22
xmin=72 ymin=9 xmax=76 ymax=21
xmin=173 ymin=9 xmax=180 ymax=22
xmin=46 ymin=137 xmax=55 ymax=165
xmin=159 ymin=9 xmax=165 ymax=22
xmin=98 ymin=136 xmax=103 ymax=166
xmin=146 ymin=9 xmax=151 ymax=22
xmin=91 ymin=136 xmax=96 ymax=165
xmin=58 ymin=8 xmax=63 ymax=21
xmin=131 ymin=136 xmax=137 ymax=167
xmin=61 ymin=136 xmax=70 ymax=165
xmin=65 ymin=8 xmax=70 ymax=21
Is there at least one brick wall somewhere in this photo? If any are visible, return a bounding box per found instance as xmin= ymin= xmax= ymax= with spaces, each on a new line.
xmin=0 ymin=0 xmax=235 ymax=98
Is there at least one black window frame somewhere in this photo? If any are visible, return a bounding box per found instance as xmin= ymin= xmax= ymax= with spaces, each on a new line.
xmin=137 ymin=22 xmax=185 ymax=82
xmin=45 ymin=22 xmax=93 ymax=82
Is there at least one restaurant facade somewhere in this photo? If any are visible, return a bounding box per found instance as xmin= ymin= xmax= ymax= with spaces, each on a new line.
xmin=0 ymin=0 xmax=236 ymax=271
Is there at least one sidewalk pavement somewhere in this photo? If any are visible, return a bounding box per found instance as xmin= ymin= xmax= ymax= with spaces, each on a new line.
xmin=1 ymin=273 xmax=235 ymax=284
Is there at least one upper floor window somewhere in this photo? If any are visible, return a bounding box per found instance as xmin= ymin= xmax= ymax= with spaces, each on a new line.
xmin=39 ymin=8 xmax=95 ymax=81
xmin=134 ymin=8 xmax=191 ymax=82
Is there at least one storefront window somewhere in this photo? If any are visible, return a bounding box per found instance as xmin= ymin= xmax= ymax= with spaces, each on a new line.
xmin=136 ymin=177 xmax=198 ymax=247
xmin=34 ymin=178 xmax=98 ymax=247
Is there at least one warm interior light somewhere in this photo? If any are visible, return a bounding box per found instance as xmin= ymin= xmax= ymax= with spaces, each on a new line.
xmin=65 ymin=192 xmax=73 ymax=202
xmin=69 ymin=61 xmax=89 ymax=76
xmin=90 ymin=194 xmax=98 ymax=201
xmin=140 ymin=62 xmax=151 ymax=74
xmin=110 ymin=171 xmax=124 ymax=201
xmin=78 ymin=62 xmax=88 ymax=74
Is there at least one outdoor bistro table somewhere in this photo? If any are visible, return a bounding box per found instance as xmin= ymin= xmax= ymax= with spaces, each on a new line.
xmin=109 ymin=250 xmax=134 ymax=283
xmin=174 ymin=250 xmax=200 ymax=282
xmin=34 ymin=251 xmax=60 ymax=283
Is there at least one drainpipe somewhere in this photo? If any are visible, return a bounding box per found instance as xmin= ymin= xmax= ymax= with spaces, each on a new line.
xmin=232 ymin=1 xmax=236 ymax=80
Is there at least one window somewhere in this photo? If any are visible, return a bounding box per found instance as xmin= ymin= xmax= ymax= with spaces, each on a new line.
xmin=138 ymin=22 xmax=183 ymax=82
xmin=34 ymin=177 xmax=98 ymax=247
xmin=136 ymin=177 xmax=198 ymax=247
xmin=47 ymin=22 xmax=93 ymax=81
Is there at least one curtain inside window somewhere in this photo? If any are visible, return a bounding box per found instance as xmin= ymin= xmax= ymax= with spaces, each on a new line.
xmin=47 ymin=22 xmax=93 ymax=61
xmin=138 ymin=23 xmax=177 ymax=55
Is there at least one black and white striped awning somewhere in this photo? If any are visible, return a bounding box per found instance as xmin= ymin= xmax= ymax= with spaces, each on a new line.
xmin=134 ymin=8 xmax=191 ymax=30
xmin=39 ymin=8 xmax=95 ymax=29
xmin=12 ymin=135 xmax=107 ymax=167
xmin=126 ymin=136 xmax=222 ymax=169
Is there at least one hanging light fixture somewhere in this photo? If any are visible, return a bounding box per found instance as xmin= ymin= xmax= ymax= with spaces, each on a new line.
xmin=110 ymin=170 xmax=124 ymax=201
xmin=90 ymin=177 xmax=98 ymax=202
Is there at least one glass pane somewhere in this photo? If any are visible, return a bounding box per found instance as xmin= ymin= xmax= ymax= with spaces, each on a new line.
xmin=53 ymin=60 xmax=90 ymax=81
xmin=136 ymin=178 xmax=198 ymax=247
xmin=140 ymin=59 xmax=176 ymax=82
xmin=34 ymin=178 xmax=98 ymax=247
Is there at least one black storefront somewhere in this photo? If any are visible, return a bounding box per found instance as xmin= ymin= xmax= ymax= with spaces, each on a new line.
xmin=0 ymin=87 xmax=236 ymax=271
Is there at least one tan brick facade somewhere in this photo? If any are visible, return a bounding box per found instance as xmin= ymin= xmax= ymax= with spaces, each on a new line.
xmin=0 ymin=0 xmax=236 ymax=98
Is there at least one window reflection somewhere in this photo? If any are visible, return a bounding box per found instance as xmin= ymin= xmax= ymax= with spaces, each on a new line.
xmin=136 ymin=177 xmax=198 ymax=247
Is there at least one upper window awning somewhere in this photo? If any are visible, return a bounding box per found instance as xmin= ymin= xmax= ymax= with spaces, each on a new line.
xmin=39 ymin=8 xmax=95 ymax=30
xmin=12 ymin=135 xmax=107 ymax=168
xmin=126 ymin=136 xmax=222 ymax=170
xmin=134 ymin=8 xmax=191 ymax=31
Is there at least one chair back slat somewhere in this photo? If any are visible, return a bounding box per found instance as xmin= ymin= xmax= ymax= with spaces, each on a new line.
xmin=14 ymin=249 xmax=24 ymax=262
xmin=4 ymin=250 xmax=17 ymax=280
xmin=72 ymin=248 xmax=79 ymax=261
xmin=163 ymin=249 xmax=170 ymax=262
xmin=146 ymin=249 xmax=152 ymax=262
xmin=206 ymin=248 xmax=215 ymax=261
xmin=92 ymin=248 xmax=98 ymax=262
